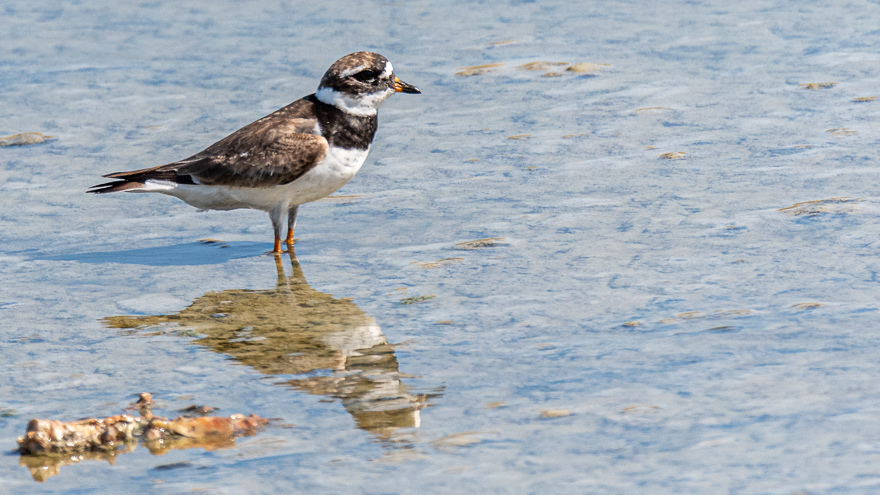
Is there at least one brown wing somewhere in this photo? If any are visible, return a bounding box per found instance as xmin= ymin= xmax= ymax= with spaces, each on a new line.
xmin=176 ymin=123 xmax=328 ymax=188
xmin=90 ymin=97 xmax=328 ymax=192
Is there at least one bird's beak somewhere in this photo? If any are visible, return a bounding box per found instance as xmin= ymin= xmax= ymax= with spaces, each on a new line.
xmin=393 ymin=76 xmax=421 ymax=94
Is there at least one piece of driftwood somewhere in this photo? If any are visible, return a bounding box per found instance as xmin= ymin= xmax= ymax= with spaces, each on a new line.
xmin=17 ymin=393 xmax=268 ymax=481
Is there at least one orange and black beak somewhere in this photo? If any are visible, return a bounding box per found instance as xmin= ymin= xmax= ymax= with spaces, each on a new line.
xmin=393 ymin=76 xmax=421 ymax=94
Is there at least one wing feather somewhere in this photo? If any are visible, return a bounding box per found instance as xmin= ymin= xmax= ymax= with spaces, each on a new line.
xmin=91 ymin=97 xmax=329 ymax=191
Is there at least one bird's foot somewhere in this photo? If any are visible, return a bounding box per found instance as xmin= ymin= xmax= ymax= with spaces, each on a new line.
xmin=270 ymin=238 xmax=283 ymax=255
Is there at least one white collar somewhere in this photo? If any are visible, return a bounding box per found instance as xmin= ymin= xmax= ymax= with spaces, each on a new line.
xmin=315 ymin=87 xmax=394 ymax=117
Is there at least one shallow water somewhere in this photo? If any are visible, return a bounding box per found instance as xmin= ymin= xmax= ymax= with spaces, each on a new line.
xmin=2 ymin=0 xmax=880 ymax=492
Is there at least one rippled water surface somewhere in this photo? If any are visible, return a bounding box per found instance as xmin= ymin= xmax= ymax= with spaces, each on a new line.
xmin=3 ymin=0 xmax=880 ymax=492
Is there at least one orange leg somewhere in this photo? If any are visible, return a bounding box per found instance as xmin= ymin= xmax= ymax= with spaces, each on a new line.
xmin=273 ymin=237 xmax=282 ymax=254
xmin=286 ymin=205 xmax=299 ymax=249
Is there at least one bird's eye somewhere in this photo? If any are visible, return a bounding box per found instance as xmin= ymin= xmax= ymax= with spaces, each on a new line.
xmin=353 ymin=70 xmax=378 ymax=82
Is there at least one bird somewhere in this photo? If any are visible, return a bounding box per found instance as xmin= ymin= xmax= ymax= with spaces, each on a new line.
xmin=89 ymin=51 xmax=420 ymax=254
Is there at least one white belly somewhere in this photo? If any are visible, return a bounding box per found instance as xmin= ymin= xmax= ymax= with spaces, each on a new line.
xmin=135 ymin=146 xmax=370 ymax=212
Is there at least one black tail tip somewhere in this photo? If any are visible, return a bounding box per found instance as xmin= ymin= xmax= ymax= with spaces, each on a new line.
xmin=87 ymin=181 xmax=143 ymax=194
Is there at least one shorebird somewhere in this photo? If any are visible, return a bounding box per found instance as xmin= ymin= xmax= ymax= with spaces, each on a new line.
xmin=89 ymin=51 xmax=420 ymax=253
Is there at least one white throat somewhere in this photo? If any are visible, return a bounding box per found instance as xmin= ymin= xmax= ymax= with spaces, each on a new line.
xmin=315 ymin=87 xmax=394 ymax=117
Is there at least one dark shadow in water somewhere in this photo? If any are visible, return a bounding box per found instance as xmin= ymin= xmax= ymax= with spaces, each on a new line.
xmin=38 ymin=240 xmax=267 ymax=266
xmin=103 ymin=250 xmax=442 ymax=443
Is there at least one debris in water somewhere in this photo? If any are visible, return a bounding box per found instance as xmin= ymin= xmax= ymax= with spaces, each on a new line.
xmin=400 ymin=295 xmax=436 ymax=305
xmin=798 ymin=82 xmax=837 ymax=90
xmin=659 ymin=151 xmax=686 ymax=159
xmin=777 ymin=197 xmax=862 ymax=216
xmin=454 ymin=237 xmax=507 ymax=250
xmin=653 ymin=309 xmax=757 ymax=327
xmin=676 ymin=311 xmax=703 ymax=319
xmin=0 ymin=132 xmax=56 ymax=147
xmin=635 ymin=107 xmax=671 ymax=113
xmin=566 ymin=62 xmax=609 ymax=74
xmin=17 ymin=393 xmax=268 ymax=482
xmin=455 ymin=63 xmax=504 ymax=77
xmin=792 ymin=302 xmax=824 ymax=309
xmin=853 ymin=96 xmax=877 ymax=102
xmin=540 ymin=409 xmax=573 ymax=419
xmin=517 ymin=61 xmax=569 ymax=71
xmin=826 ymin=127 xmax=857 ymax=136
xmin=459 ymin=60 xmax=606 ymax=77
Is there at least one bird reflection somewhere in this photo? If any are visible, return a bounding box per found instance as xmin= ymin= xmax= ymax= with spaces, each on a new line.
xmin=103 ymin=250 xmax=439 ymax=441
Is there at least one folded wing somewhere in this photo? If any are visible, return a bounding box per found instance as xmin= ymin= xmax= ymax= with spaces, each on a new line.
xmin=89 ymin=98 xmax=328 ymax=193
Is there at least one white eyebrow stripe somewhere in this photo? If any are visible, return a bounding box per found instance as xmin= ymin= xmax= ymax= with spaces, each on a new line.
xmin=380 ymin=61 xmax=393 ymax=78
xmin=339 ymin=65 xmax=367 ymax=78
